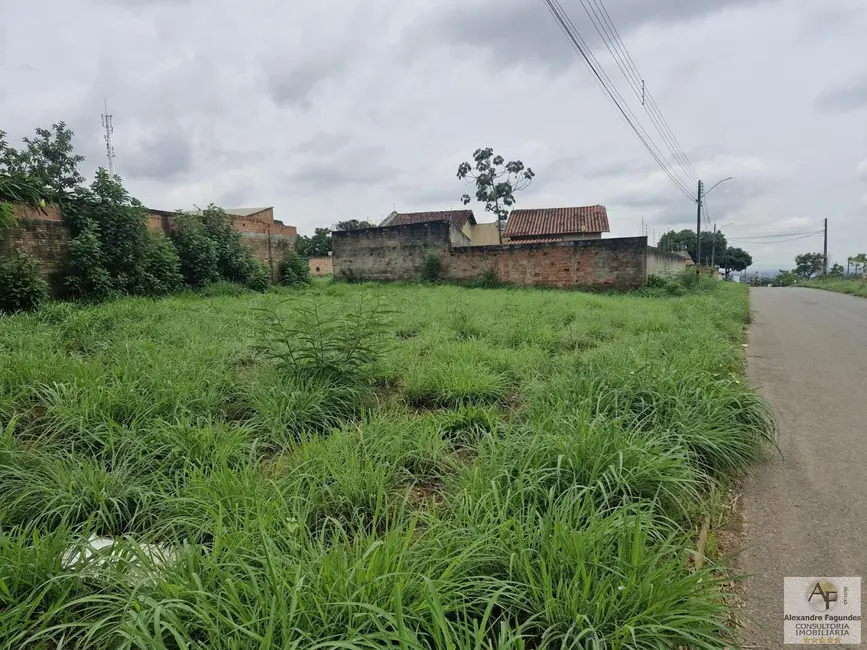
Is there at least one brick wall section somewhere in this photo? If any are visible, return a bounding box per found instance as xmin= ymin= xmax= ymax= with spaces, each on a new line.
xmin=333 ymin=221 xmax=650 ymax=289
xmin=3 ymin=203 xmax=298 ymax=284
xmin=309 ymin=256 xmax=333 ymax=276
xmin=448 ymin=237 xmax=647 ymax=289
xmin=0 ymin=204 xmax=69 ymax=294
xmin=646 ymin=246 xmax=688 ymax=278
xmin=333 ymin=221 xmax=452 ymax=281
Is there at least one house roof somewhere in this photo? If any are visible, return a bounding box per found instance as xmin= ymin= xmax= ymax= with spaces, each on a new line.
xmin=380 ymin=210 xmax=476 ymax=231
xmin=504 ymin=205 xmax=610 ymax=238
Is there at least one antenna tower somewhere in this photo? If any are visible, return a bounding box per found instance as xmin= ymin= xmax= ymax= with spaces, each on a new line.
xmin=101 ymin=99 xmax=115 ymax=175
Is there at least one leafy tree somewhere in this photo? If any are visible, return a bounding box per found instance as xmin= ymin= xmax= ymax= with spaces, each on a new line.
xmin=336 ymin=219 xmax=375 ymax=230
xmin=0 ymin=124 xmax=84 ymax=201
xmin=850 ymin=253 xmax=867 ymax=276
xmin=457 ymin=147 xmax=534 ymax=242
xmin=1 ymin=131 xmax=50 ymax=237
xmin=794 ymin=252 xmax=825 ymax=279
xmin=721 ymin=247 xmax=752 ymax=278
xmin=171 ymin=204 xmax=267 ymax=289
xmin=64 ymin=169 xmax=182 ymax=298
xmin=279 ymin=250 xmax=312 ymax=285
xmin=296 ymin=227 xmax=332 ymax=257
xmin=829 ymin=262 xmax=845 ymax=277
xmin=171 ymin=211 xmax=220 ymax=287
xmin=774 ymin=269 xmax=798 ymax=287
xmin=657 ymin=228 xmax=727 ymax=266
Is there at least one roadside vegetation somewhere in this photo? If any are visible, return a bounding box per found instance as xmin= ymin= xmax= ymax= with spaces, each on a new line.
xmin=801 ymin=277 xmax=867 ymax=298
xmin=0 ymin=278 xmax=775 ymax=648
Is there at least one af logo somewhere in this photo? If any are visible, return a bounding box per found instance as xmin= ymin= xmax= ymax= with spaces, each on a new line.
xmin=807 ymin=581 xmax=838 ymax=612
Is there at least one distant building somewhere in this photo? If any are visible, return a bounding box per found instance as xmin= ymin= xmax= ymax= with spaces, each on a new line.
xmin=379 ymin=210 xmax=500 ymax=246
xmin=503 ymin=205 xmax=610 ymax=243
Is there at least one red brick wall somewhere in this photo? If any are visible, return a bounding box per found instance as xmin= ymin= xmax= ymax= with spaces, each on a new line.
xmin=333 ymin=221 xmax=649 ymax=289
xmin=447 ymin=238 xmax=647 ymax=289
xmin=3 ymin=203 xmax=298 ymax=285
xmin=0 ymin=206 xmax=70 ymax=293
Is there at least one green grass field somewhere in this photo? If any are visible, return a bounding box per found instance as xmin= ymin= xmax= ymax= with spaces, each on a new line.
xmin=0 ymin=280 xmax=774 ymax=649
xmin=802 ymin=277 xmax=867 ymax=298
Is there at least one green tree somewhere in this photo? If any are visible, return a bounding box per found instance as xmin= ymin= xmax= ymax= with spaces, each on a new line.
xmin=658 ymin=228 xmax=728 ymax=266
xmin=170 ymin=204 xmax=265 ymax=289
xmin=721 ymin=247 xmax=752 ymax=278
xmin=64 ymin=169 xmax=182 ymax=298
xmin=794 ymin=252 xmax=825 ymax=279
xmin=0 ymin=123 xmax=84 ymax=201
xmin=850 ymin=253 xmax=867 ymax=276
xmin=457 ymin=147 xmax=534 ymax=241
xmin=829 ymin=262 xmax=845 ymax=277
xmin=296 ymin=227 xmax=332 ymax=257
xmin=336 ymin=219 xmax=375 ymax=230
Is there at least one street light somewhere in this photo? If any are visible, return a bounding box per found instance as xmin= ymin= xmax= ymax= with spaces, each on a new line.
xmin=710 ymin=221 xmax=735 ymax=271
xmin=702 ymin=177 xmax=734 ymax=198
xmin=696 ymin=176 xmax=734 ymax=275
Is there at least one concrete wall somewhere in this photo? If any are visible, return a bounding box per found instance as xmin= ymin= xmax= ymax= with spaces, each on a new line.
xmin=3 ymin=203 xmax=298 ymax=285
xmin=333 ymin=221 xmax=649 ymax=289
xmin=333 ymin=221 xmax=452 ymax=281
xmin=646 ymin=246 xmax=688 ymax=278
xmin=469 ymin=222 xmax=502 ymax=246
xmin=309 ymin=256 xmax=333 ymax=276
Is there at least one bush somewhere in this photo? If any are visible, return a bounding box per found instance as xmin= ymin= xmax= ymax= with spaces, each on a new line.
xmin=0 ymin=250 xmax=50 ymax=313
xmin=245 ymin=259 xmax=272 ymax=292
xmin=63 ymin=170 xmax=183 ymax=298
xmin=64 ymin=227 xmax=113 ymax=299
xmin=171 ymin=205 xmax=263 ymax=289
xmin=171 ymin=212 xmax=221 ymax=287
xmin=256 ymin=298 xmax=391 ymax=384
xmin=278 ymin=250 xmax=311 ymax=286
xmin=421 ymin=249 xmax=442 ymax=282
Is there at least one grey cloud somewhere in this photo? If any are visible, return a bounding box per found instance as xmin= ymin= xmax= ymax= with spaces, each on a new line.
xmin=409 ymin=0 xmax=770 ymax=70
xmin=288 ymin=164 xmax=386 ymax=191
xmin=267 ymin=55 xmax=346 ymax=107
xmin=293 ymin=133 xmax=350 ymax=156
xmin=815 ymin=75 xmax=867 ymax=112
xmin=123 ymin=125 xmax=192 ymax=181
xmin=100 ymin=0 xmax=189 ymax=5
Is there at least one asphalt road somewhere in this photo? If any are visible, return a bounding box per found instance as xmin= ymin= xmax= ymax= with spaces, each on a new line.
xmin=739 ymin=287 xmax=867 ymax=647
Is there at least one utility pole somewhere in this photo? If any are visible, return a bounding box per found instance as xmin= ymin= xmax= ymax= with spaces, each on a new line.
xmin=695 ymin=180 xmax=703 ymax=275
xmin=710 ymin=223 xmax=717 ymax=270
xmin=823 ymin=218 xmax=828 ymax=275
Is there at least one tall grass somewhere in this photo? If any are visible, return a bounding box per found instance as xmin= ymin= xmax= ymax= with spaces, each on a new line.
xmin=0 ymin=280 xmax=773 ymax=648
xmin=802 ymin=276 xmax=867 ymax=298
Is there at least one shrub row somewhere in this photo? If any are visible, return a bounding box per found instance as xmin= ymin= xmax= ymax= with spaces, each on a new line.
xmin=0 ymin=172 xmax=307 ymax=314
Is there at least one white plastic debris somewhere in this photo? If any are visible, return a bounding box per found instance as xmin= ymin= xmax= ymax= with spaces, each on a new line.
xmin=61 ymin=535 xmax=177 ymax=572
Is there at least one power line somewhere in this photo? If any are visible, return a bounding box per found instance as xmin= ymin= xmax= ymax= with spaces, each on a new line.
xmin=729 ymin=231 xmax=824 ymax=244
xmin=542 ymin=0 xmax=695 ymax=201
xmin=729 ymin=230 xmax=823 ymax=239
xmin=579 ymin=0 xmax=699 ymax=184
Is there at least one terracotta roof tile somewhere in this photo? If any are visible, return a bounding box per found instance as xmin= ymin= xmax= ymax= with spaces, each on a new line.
xmin=380 ymin=210 xmax=476 ymax=230
xmin=504 ymin=205 xmax=610 ymax=238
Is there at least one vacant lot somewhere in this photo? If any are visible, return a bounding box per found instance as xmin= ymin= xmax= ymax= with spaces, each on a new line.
xmin=0 ymin=281 xmax=773 ymax=648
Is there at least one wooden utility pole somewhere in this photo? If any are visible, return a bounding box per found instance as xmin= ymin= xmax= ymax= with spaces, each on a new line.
xmin=823 ymin=218 xmax=828 ymax=275
xmin=695 ymin=180 xmax=703 ymax=275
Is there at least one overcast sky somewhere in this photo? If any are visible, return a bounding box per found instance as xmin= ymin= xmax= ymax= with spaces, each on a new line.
xmin=3 ymin=0 xmax=866 ymax=268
